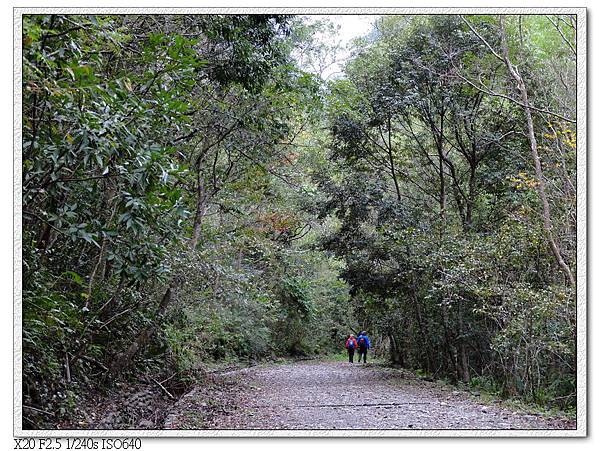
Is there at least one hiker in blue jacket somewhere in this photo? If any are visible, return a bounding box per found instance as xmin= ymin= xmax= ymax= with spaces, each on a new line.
xmin=356 ymin=331 xmax=371 ymax=363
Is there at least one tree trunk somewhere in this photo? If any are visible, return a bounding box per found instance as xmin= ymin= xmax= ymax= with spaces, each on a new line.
xmin=457 ymin=302 xmax=470 ymax=383
xmin=499 ymin=17 xmax=575 ymax=287
xmin=189 ymin=180 xmax=208 ymax=250
xmin=437 ymin=148 xmax=446 ymax=220
xmin=410 ymin=271 xmax=433 ymax=372
xmin=433 ymin=114 xmax=447 ymax=221
xmin=465 ymin=163 xmax=476 ymax=230
xmin=441 ymin=306 xmax=459 ymax=383
xmin=108 ymin=286 xmax=173 ymax=375
xmin=386 ymin=117 xmax=402 ymax=202
xmin=389 ymin=334 xmax=403 ymax=366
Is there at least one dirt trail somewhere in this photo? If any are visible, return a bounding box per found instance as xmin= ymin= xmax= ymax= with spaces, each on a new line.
xmin=165 ymin=360 xmax=575 ymax=430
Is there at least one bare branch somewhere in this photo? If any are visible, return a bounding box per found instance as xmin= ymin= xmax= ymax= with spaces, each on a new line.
xmin=545 ymin=15 xmax=576 ymax=57
xmin=460 ymin=15 xmax=503 ymax=61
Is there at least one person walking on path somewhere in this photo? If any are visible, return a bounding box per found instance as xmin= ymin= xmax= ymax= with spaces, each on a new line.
xmin=356 ymin=331 xmax=371 ymax=363
xmin=345 ymin=334 xmax=358 ymax=363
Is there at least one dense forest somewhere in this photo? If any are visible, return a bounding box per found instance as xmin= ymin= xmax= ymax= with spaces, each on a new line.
xmin=21 ymin=14 xmax=577 ymax=428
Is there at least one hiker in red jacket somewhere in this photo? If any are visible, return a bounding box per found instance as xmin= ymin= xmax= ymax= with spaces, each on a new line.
xmin=345 ymin=334 xmax=358 ymax=363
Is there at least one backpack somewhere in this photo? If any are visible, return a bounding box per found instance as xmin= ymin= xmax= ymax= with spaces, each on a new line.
xmin=358 ymin=336 xmax=366 ymax=348
xmin=347 ymin=338 xmax=355 ymax=349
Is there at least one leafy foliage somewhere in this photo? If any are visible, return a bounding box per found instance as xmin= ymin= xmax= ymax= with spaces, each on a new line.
xmin=21 ymin=13 xmax=577 ymax=428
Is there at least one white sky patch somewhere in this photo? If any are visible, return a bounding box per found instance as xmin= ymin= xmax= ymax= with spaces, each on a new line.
xmin=300 ymin=15 xmax=380 ymax=80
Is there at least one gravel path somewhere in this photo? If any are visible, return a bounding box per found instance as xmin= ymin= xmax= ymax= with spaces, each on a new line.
xmin=165 ymin=360 xmax=575 ymax=430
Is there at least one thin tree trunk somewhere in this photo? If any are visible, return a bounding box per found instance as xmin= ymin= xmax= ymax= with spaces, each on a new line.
xmin=85 ymin=186 xmax=119 ymax=308
xmin=441 ymin=305 xmax=458 ymax=382
xmin=189 ymin=179 xmax=208 ymax=250
xmin=465 ymin=163 xmax=477 ymax=230
xmin=410 ymin=270 xmax=432 ymax=372
xmin=457 ymin=302 xmax=470 ymax=383
xmin=438 ymin=150 xmax=446 ymax=220
xmin=433 ymin=114 xmax=447 ymax=221
xmin=386 ymin=117 xmax=402 ymax=202
xmin=499 ymin=17 xmax=575 ymax=287
xmin=389 ymin=334 xmax=403 ymax=365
